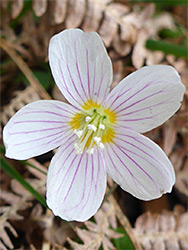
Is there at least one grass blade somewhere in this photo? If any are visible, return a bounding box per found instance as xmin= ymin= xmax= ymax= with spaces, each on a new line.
xmin=146 ymin=39 xmax=188 ymax=59
xmin=0 ymin=154 xmax=47 ymax=208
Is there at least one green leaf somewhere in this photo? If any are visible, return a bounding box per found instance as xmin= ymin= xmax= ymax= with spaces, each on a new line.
xmin=146 ymin=39 xmax=188 ymax=59
xmin=0 ymin=154 xmax=47 ymax=208
xmin=0 ymin=145 xmax=46 ymax=175
xmin=33 ymin=70 xmax=53 ymax=90
xmin=112 ymin=227 xmax=136 ymax=250
xmin=15 ymin=68 xmax=54 ymax=90
xmin=159 ymin=28 xmax=183 ymax=39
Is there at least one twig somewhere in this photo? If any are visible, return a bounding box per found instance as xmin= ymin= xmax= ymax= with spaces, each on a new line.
xmin=0 ymin=38 xmax=51 ymax=100
xmin=108 ymin=194 xmax=143 ymax=250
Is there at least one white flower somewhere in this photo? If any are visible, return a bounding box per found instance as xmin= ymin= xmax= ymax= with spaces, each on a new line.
xmin=3 ymin=29 xmax=185 ymax=222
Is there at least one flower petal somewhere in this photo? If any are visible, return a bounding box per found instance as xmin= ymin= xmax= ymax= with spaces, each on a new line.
xmin=49 ymin=29 xmax=112 ymax=108
xmin=105 ymin=65 xmax=185 ymax=133
xmin=3 ymin=100 xmax=77 ymax=160
xmin=104 ymin=128 xmax=175 ymax=200
xmin=46 ymin=140 xmax=107 ymax=222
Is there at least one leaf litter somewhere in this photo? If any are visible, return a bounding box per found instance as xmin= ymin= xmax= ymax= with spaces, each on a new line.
xmin=0 ymin=0 xmax=187 ymax=249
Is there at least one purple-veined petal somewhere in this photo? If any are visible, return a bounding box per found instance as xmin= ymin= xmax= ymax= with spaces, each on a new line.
xmin=104 ymin=128 xmax=175 ymax=200
xmin=46 ymin=139 xmax=107 ymax=222
xmin=49 ymin=29 xmax=113 ymax=108
xmin=3 ymin=100 xmax=78 ymax=160
xmin=105 ymin=65 xmax=185 ymax=133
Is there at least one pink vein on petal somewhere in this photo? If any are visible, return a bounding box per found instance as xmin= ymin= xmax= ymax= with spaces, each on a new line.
xmin=65 ymin=153 xmax=89 ymax=213
xmin=107 ymin=86 xmax=132 ymax=108
xmin=117 ymin=100 xmax=167 ymax=117
xmin=116 ymin=137 xmax=169 ymax=178
xmin=117 ymin=90 xmax=164 ymax=113
xmin=97 ymin=63 xmax=104 ymax=99
xmin=19 ymin=110 xmax=71 ymax=119
xmin=106 ymin=145 xmax=145 ymax=192
xmin=86 ymin=48 xmax=91 ymax=98
xmin=13 ymin=132 xmax=71 ymax=154
xmin=61 ymin=154 xmax=83 ymax=205
xmin=51 ymin=103 xmax=79 ymax=113
xmin=12 ymin=130 xmax=66 ymax=146
xmin=115 ymin=143 xmax=159 ymax=191
xmin=74 ymin=40 xmax=87 ymax=100
xmin=81 ymin=154 xmax=93 ymax=211
xmin=107 ymin=145 xmax=133 ymax=186
xmin=113 ymin=82 xmax=152 ymax=111
xmin=92 ymin=61 xmax=96 ymax=98
xmin=9 ymin=126 xmax=66 ymax=135
xmin=14 ymin=120 xmax=65 ymax=124
xmin=65 ymin=45 xmax=85 ymax=103
xmin=95 ymin=151 xmax=101 ymax=192
xmin=58 ymin=59 xmax=82 ymax=106
xmin=56 ymin=148 xmax=76 ymax=194
xmin=53 ymin=135 xmax=76 ymax=177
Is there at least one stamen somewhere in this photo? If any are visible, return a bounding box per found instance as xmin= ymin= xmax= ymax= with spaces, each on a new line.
xmin=87 ymin=124 xmax=97 ymax=132
xmin=94 ymin=136 xmax=101 ymax=145
xmin=85 ymin=116 xmax=92 ymax=122
xmin=98 ymin=142 xmax=105 ymax=150
xmin=74 ymin=143 xmax=83 ymax=154
xmin=74 ymin=129 xmax=83 ymax=138
xmin=99 ymin=124 xmax=105 ymax=130
xmin=87 ymin=148 xmax=94 ymax=154
xmin=72 ymin=105 xmax=114 ymax=154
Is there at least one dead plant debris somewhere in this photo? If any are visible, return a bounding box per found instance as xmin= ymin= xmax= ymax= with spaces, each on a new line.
xmin=0 ymin=0 xmax=187 ymax=249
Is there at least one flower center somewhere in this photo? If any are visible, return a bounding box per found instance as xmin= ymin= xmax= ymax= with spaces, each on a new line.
xmin=69 ymin=101 xmax=116 ymax=154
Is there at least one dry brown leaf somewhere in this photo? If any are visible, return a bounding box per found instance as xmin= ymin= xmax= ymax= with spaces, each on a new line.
xmin=68 ymin=201 xmax=123 ymax=250
xmin=95 ymin=201 xmax=117 ymax=230
xmin=174 ymin=156 xmax=188 ymax=197
xmin=0 ymin=189 xmax=20 ymax=205
xmin=0 ymin=188 xmax=33 ymax=250
xmin=0 ymin=221 xmax=18 ymax=250
xmin=28 ymin=204 xmax=77 ymax=247
xmin=0 ymin=175 xmax=46 ymax=249
xmin=82 ymin=0 xmax=111 ymax=32
xmin=0 ymin=0 xmax=8 ymax=8
xmin=53 ymin=0 xmax=68 ymax=24
xmin=162 ymin=123 xmax=177 ymax=156
xmin=132 ymin=12 xmax=176 ymax=68
xmin=98 ymin=3 xmax=129 ymax=47
xmin=33 ymin=0 xmax=47 ymax=17
xmin=166 ymin=55 xmax=188 ymax=91
xmin=3 ymin=0 xmax=177 ymax=66
xmin=11 ymin=0 xmax=23 ymax=19
xmin=2 ymin=0 xmax=159 ymax=61
xmin=0 ymin=86 xmax=41 ymax=138
xmin=112 ymin=34 xmax=132 ymax=56
xmin=108 ymin=194 xmax=143 ymax=250
xmin=134 ymin=207 xmax=188 ymax=250
xmin=26 ymin=158 xmax=48 ymax=179
xmin=0 ymin=38 xmax=51 ymax=100
xmin=65 ymin=0 xmax=86 ymax=29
